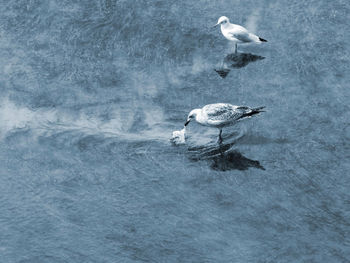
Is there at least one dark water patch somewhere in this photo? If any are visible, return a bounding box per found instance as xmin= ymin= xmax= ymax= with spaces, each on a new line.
xmin=214 ymin=68 xmax=230 ymax=78
xmin=188 ymin=141 xmax=264 ymax=171
xmin=215 ymin=52 xmax=265 ymax=78
xmin=224 ymin=52 xmax=266 ymax=68
xmin=210 ymin=151 xmax=265 ymax=171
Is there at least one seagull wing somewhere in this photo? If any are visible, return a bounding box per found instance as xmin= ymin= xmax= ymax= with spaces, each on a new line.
xmin=203 ymin=103 xmax=243 ymax=125
xmin=228 ymin=25 xmax=255 ymax=42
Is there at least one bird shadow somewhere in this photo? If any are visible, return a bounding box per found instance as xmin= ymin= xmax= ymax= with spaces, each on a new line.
xmin=187 ymin=141 xmax=265 ymax=171
xmin=215 ymin=52 xmax=265 ymax=78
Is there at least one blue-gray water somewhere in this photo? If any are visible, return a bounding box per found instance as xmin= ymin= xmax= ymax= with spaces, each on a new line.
xmin=0 ymin=0 xmax=349 ymax=262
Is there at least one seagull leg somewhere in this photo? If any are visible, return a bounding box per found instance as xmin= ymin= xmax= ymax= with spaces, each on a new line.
xmin=218 ymin=129 xmax=223 ymax=144
xmin=235 ymin=43 xmax=237 ymax=54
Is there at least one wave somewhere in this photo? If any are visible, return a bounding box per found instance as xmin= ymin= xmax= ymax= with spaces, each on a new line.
xmin=0 ymin=98 xmax=174 ymax=145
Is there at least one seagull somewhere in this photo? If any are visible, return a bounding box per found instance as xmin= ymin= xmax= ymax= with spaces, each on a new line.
xmin=214 ymin=16 xmax=267 ymax=53
xmin=184 ymin=103 xmax=265 ymax=144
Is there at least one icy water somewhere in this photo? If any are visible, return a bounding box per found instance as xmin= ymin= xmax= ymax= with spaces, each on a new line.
xmin=0 ymin=0 xmax=349 ymax=262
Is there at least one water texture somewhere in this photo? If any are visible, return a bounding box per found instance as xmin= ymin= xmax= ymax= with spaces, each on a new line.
xmin=0 ymin=0 xmax=349 ymax=262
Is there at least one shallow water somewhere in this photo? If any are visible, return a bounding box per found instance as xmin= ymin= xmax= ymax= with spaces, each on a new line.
xmin=0 ymin=0 xmax=349 ymax=262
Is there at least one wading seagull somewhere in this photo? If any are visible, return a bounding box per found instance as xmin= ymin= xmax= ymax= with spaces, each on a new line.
xmin=214 ymin=16 xmax=267 ymax=53
xmin=184 ymin=103 xmax=265 ymax=144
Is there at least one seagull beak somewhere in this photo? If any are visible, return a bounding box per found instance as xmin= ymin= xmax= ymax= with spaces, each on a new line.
xmin=213 ymin=23 xmax=219 ymax=28
xmin=184 ymin=119 xmax=190 ymax=126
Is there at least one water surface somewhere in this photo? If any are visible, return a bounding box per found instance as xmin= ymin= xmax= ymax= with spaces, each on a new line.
xmin=0 ymin=0 xmax=349 ymax=262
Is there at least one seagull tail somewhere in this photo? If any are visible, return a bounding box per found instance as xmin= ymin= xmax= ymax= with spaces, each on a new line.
xmin=252 ymin=106 xmax=266 ymax=112
xmin=238 ymin=106 xmax=266 ymax=120
xmin=259 ymin=37 xmax=267 ymax=42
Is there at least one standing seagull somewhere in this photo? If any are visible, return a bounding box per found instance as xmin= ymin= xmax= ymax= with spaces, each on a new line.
xmin=184 ymin=103 xmax=265 ymax=144
xmin=214 ymin=16 xmax=267 ymax=53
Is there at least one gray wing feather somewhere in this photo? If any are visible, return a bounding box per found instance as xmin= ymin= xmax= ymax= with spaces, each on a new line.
xmin=204 ymin=104 xmax=244 ymax=123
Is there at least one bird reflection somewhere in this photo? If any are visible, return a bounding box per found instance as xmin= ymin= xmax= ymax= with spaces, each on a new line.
xmin=210 ymin=150 xmax=264 ymax=171
xmin=188 ymin=141 xmax=264 ymax=171
xmin=215 ymin=52 xmax=265 ymax=78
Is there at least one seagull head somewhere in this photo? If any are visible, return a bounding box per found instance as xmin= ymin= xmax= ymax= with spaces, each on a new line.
xmin=214 ymin=16 xmax=230 ymax=27
xmin=184 ymin=109 xmax=200 ymax=126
